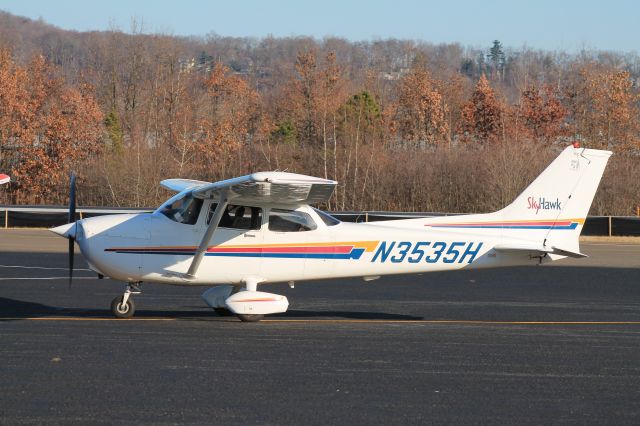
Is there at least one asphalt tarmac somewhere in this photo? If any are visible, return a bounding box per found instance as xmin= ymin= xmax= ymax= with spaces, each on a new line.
xmin=1 ymin=230 xmax=640 ymax=424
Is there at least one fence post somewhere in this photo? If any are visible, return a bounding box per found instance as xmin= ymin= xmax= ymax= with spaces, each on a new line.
xmin=365 ymin=212 xmax=368 ymax=223
xmin=608 ymin=216 xmax=612 ymax=237
xmin=4 ymin=208 xmax=7 ymax=229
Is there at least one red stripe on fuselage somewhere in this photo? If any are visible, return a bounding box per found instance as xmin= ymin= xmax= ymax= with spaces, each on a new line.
xmin=206 ymin=246 xmax=353 ymax=254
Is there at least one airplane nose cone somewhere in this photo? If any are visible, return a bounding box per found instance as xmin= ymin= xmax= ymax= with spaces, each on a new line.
xmin=50 ymin=222 xmax=77 ymax=239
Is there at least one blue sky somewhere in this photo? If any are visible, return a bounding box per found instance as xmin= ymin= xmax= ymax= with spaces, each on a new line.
xmin=1 ymin=0 xmax=638 ymax=52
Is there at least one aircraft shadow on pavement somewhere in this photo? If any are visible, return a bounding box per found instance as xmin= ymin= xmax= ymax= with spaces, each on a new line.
xmin=0 ymin=297 xmax=422 ymax=321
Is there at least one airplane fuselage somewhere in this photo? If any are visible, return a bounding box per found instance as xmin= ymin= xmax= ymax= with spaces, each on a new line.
xmin=73 ymin=205 xmax=545 ymax=287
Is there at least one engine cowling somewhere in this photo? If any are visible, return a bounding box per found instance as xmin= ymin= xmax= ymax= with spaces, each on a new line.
xmin=225 ymin=291 xmax=289 ymax=315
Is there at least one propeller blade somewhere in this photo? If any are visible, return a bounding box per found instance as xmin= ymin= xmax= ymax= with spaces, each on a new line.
xmin=68 ymin=236 xmax=74 ymax=289
xmin=68 ymin=172 xmax=76 ymax=290
xmin=69 ymin=173 xmax=76 ymax=224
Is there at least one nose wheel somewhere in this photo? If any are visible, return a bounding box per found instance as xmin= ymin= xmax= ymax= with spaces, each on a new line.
xmin=111 ymin=283 xmax=141 ymax=319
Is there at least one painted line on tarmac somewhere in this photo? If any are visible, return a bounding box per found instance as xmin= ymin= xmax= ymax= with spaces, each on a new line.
xmin=0 ymin=277 xmax=100 ymax=281
xmin=583 ymin=243 xmax=640 ymax=247
xmin=263 ymin=319 xmax=640 ymax=325
xmin=0 ymin=265 xmax=92 ymax=271
xmin=4 ymin=317 xmax=177 ymax=321
xmin=5 ymin=317 xmax=640 ymax=325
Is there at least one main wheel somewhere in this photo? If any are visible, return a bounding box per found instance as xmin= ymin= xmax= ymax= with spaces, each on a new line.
xmin=237 ymin=314 xmax=264 ymax=322
xmin=111 ymin=295 xmax=135 ymax=319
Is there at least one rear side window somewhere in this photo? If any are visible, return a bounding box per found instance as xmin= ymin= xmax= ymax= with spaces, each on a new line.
xmin=269 ymin=209 xmax=317 ymax=232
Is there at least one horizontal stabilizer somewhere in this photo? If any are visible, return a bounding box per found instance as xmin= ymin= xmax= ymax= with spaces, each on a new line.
xmin=494 ymin=243 xmax=587 ymax=259
xmin=549 ymin=246 xmax=588 ymax=259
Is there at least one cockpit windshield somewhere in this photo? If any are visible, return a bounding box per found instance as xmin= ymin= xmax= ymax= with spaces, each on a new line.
xmin=312 ymin=208 xmax=341 ymax=226
xmin=157 ymin=192 xmax=203 ymax=225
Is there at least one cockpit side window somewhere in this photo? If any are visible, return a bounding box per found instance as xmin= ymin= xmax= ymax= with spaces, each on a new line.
xmin=207 ymin=204 xmax=262 ymax=230
xmin=268 ymin=209 xmax=317 ymax=232
xmin=159 ymin=192 xmax=203 ymax=225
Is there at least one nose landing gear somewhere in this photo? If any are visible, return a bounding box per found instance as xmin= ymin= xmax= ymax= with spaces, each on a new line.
xmin=111 ymin=282 xmax=142 ymax=319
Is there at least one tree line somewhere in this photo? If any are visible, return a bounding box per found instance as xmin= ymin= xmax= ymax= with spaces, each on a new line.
xmin=0 ymin=13 xmax=638 ymax=214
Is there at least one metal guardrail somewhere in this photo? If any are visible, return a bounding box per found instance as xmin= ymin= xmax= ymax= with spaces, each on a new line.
xmin=0 ymin=206 xmax=151 ymax=229
xmin=1 ymin=206 xmax=151 ymax=214
xmin=1 ymin=205 xmax=639 ymax=237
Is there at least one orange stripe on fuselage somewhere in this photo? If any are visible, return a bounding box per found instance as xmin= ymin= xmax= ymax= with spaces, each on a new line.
xmin=107 ymin=241 xmax=380 ymax=253
xmin=426 ymin=218 xmax=585 ymax=226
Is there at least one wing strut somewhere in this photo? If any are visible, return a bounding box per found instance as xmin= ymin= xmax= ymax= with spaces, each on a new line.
xmin=186 ymin=189 xmax=229 ymax=278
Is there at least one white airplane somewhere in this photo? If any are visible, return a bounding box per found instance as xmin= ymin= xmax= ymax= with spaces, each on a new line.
xmin=0 ymin=174 xmax=9 ymax=185
xmin=51 ymin=144 xmax=611 ymax=322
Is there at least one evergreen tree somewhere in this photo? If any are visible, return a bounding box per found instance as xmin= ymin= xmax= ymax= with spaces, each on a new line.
xmin=460 ymin=58 xmax=475 ymax=78
xmin=488 ymin=40 xmax=506 ymax=78
xmin=344 ymin=91 xmax=381 ymax=125
xmin=104 ymin=108 xmax=124 ymax=154
xmin=271 ymin=120 xmax=297 ymax=145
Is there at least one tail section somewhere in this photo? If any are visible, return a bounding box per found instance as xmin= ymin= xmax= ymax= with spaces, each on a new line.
xmin=372 ymin=144 xmax=611 ymax=258
xmin=498 ymin=145 xmax=612 ymax=251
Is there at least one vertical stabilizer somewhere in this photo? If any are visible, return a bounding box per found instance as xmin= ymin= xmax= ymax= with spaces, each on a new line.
xmin=499 ymin=145 xmax=612 ymax=251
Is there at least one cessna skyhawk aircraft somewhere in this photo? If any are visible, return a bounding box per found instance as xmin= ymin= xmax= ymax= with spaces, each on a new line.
xmin=0 ymin=174 xmax=9 ymax=185
xmin=51 ymin=144 xmax=611 ymax=322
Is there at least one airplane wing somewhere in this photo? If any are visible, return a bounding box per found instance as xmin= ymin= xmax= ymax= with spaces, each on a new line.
xmin=160 ymin=178 xmax=210 ymax=193
xmin=0 ymin=174 xmax=9 ymax=185
xmin=191 ymin=172 xmax=337 ymax=205
xmin=494 ymin=243 xmax=587 ymax=258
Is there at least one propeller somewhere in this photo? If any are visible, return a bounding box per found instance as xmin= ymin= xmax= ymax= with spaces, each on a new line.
xmin=67 ymin=173 xmax=76 ymax=289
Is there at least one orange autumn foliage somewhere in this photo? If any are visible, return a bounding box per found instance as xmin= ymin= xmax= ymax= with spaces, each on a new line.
xmin=0 ymin=50 xmax=103 ymax=202
xmin=394 ymin=67 xmax=449 ymax=147
xmin=520 ymin=84 xmax=568 ymax=143
xmin=197 ymin=62 xmax=260 ymax=172
xmin=462 ymin=74 xmax=504 ymax=143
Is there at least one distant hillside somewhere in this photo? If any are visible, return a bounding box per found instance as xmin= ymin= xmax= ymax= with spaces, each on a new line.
xmin=0 ymin=10 xmax=638 ymax=214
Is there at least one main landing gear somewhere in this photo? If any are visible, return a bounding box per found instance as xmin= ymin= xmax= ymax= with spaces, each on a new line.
xmin=202 ymin=280 xmax=289 ymax=322
xmin=211 ymin=287 xmax=263 ymax=322
xmin=237 ymin=313 xmax=264 ymax=323
xmin=110 ymin=282 xmax=141 ymax=319
xmin=212 ymin=307 xmax=262 ymax=322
